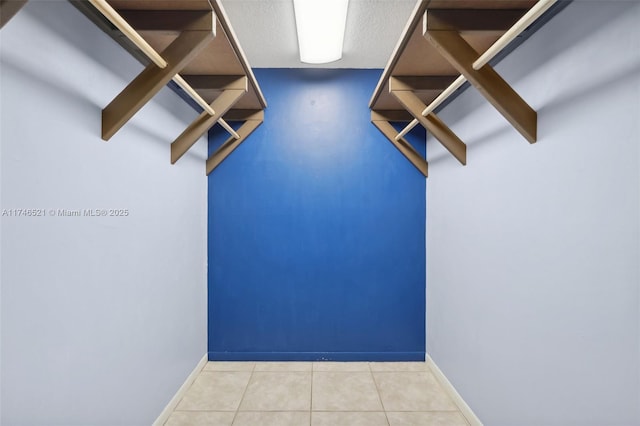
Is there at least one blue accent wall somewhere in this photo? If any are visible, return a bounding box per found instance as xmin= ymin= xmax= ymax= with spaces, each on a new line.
xmin=208 ymin=69 xmax=425 ymax=361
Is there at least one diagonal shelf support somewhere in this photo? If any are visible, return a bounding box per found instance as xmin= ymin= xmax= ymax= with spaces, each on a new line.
xmin=206 ymin=114 xmax=263 ymax=175
xmin=371 ymin=112 xmax=428 ymax=177
xmin=0 ymin=0 xmax=28 ymax=29
xmin=390 ymin=78 xmax=466 ymax=165
xmin=171 ymin=81 xmax=248 ymax=164
xmin=101 ymin=11 xmax=215 ymax=141
xmin=425 ymin=26 xmax=537 ymax=143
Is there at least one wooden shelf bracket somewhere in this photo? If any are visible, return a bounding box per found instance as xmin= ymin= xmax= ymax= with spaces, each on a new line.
xmin=371 ymin=111 xmax=428 ymax=177
xmin=390 ymin=77 xmax=467 ymax=165
xmin=171 ymin=77 xmax=248 ymax=164
xmin=206 ymin=110 xmax=264 ymax=175
xmin=425 ymin=27 xmax=537 ymax=143
xmin=100 ymin=10 xmax=215 ymax=140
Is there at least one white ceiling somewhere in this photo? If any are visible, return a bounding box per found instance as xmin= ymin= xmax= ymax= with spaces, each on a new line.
xmin=221 ymin=0 xmax=417 ymax=69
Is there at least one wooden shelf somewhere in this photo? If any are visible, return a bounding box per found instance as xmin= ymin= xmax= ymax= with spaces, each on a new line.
xmin=72 ymin=0 xmax=266 ymax=175
xmin=370 ymin=0 xmax=567 ymax=176
xmin=371 ymin=0 xmax=538 ymax=112
xmin=108 ymin=0 xmax=265 ymax=112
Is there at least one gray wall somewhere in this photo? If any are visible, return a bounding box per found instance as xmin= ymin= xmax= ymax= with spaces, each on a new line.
xmin=0 ymin=2 xmax=207 ymax=425
xmin=426 ymin=2 xmax=640 ymax=425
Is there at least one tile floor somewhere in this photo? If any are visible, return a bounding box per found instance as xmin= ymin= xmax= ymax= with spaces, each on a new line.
xmin=164 ymin=361 xmax=470 ymax=426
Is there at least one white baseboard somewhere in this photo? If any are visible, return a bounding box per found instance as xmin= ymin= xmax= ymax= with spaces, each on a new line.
xmin=426 ymin=355 xmax=483 ymax=426
xmin=153 ymin=353 xmax=208 ymax=426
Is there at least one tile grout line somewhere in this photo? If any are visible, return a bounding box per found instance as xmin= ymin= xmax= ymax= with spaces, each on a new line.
xmin=230 ymin=363 xmax=256 ymax=426
xmin=369 ymin=362 xmax=392 ymax=426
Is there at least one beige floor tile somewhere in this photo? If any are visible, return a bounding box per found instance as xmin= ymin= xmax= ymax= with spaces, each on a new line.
xmin=312 ymin=411 xmax=389 ymax=426
xmin=176 ymin=371 xmax=251 ymax=411
xmin=232 ymin=411 xmax=310 ymax=426
xmin=203 ymin=361 xmax=255 ymax=372
xmin=164 ymin=411 xmax=235 ymax=426
xmin=239 ymin=372 xmax=311 ymax=411
xmin=312 ymin=372 xmax=383 ymax=411
xmin=387 ymin=411 xmax=469 ymax=426
xmin=313 ymin=362 xmax=370 ymax=372
xmin=374 ymin=371 xmax=458 ymax=411
xmin=254 ymin=361 xmax=312 ymax=371
xmin=369 ymin=362 xmax=428 ymax=372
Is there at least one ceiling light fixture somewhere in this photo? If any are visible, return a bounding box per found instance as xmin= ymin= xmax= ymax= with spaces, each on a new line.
xmin=293 ymin=0 xmax=349 ymax=64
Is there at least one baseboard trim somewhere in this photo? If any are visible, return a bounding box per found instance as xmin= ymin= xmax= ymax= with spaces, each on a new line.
xmin=426 ymin=355 xmax=483 ymax=426
xmin=208 ymin=351 xmax=425 ymax=361
xmin=152 ymin=353 xmax=208 ymax=426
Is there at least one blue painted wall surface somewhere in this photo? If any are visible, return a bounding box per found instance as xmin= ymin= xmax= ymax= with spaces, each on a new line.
xmin=208 ymin=69 xmax=425 ymax=361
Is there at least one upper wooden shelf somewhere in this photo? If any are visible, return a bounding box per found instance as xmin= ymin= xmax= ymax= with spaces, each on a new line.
xmin=370 ymin=0 xmax=537 ymax=112
xmin=95 ymin=0 xmax=266 ymax=113
xmin=67 ymin=0 xmax=267 ymax=174
xmin=370 ymin=0 xmax=566 ymax=177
